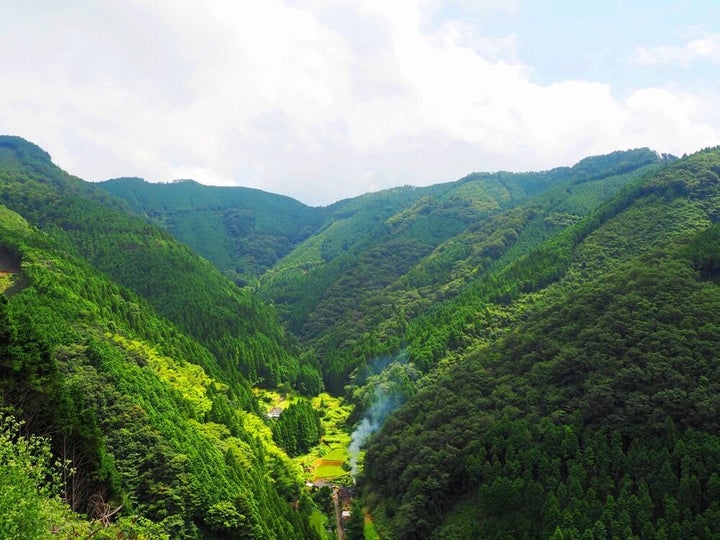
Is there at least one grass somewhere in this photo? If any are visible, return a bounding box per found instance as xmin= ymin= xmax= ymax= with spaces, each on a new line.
xmin=364 ymin=515 xmax=381 ymax=540
xmin=321 ymin=447 xmax=346 ymax=461
xmin=308 ymin=441 xmax=351 ymax=480
xmin=309 ymin=393 xmax=352 ymax=481
xmin=254 ymin=389 xmax=354 ymax=482
xmin=309 ymin=509 xmax=332 ymax=540
xmin=306 ymin=394 xmax=352 ymax=480
xmin=313 ymin=463 xmax=347 ymax=479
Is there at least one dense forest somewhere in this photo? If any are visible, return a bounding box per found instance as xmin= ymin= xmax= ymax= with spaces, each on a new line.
xmin=4 ymin=133 xmax=720 ymax=539
xmin=360 ymin=148 xmax=720 ymax=538
xmin=106 ymin=148 xmax=668 ymax=394
xmin=99 ymin=177 xmax=326 ymax=283
xmin=0 ymin=137 xmax=319 ymax=538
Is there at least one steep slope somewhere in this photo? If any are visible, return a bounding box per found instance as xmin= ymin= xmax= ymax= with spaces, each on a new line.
xmin=0 ymin=204 xmax=317 ymax=538
xmin=0 ymin=133 xmax=701 ymax=538
xmin=0 ymin=136 xmax=311 ymax=390
xmin=100 ymin=177 xmax=326 ymax=283
xmin=92 ymin=146 xmax=665 ymax=395
xmin=261 ymin=148 xmax=666 ymax=391
xmin=361 ymin=147 xmax=720 ymax=538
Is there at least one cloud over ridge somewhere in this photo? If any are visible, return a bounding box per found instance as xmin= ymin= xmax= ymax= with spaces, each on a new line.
xmin=1 ymin=1 xmax=718 ymax=204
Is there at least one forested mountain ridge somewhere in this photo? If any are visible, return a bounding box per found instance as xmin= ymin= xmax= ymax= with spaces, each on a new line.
xmin=361 ymin=147 xmax=720 ymax=538
xmin=95 ymin=145 xmax=672 ymax=403
xmin=0 ymin=136 xmax=320 ymax=537
xmin=3 ymin=133 xmax=716 ymax=539
xmin=0 ymin=206 xmax=317 ymax=538
xmin=259 ymin=148 xmax=668 ymax=392
xmin=0 ymin=135 xmax=313 ymax=390
xmin=101 ymin=147 xmax=667 ymax=394
xmin=100 ymin=176 xmax=327 ymax=283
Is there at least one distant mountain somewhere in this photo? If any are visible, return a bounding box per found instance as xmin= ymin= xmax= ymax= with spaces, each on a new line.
xmin=100 ymin=177 xmax=327 ymax=283
xmin=259 ymin=148 xmax=668 ymax=392
xmin=98 ymin=149 xmax=668 ymax=395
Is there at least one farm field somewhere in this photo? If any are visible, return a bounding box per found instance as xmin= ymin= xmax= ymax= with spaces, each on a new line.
xmin=312 ymin=446 xmax=348 ymax=480
xmin=304 ymin=393 xmax=353 ymax=482
xmin=255 ymin=389 xmax=353 ymax=482
xmin=255 ymin=386 xmax=299 ymax=414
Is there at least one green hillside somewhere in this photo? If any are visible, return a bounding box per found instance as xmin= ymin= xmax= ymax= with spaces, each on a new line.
xmin=259 ymin=148 xmax=666 ymax=392
xmin=0 ymin=136 xmax=320 ymax=538
xmin=95 ymin=148 xmax=665 ymax=396
xmin=100 ymin=177 xmax=326 ymax=283
xmin=0 ymin=136 xmax=312 ymax=390
xmin=0 ymin=205 xmax=317 ymax=538
xmin=4 ymin=133 xmax=720 ymax=539
xmin=361 ymin=147 xmax=720 ymax=539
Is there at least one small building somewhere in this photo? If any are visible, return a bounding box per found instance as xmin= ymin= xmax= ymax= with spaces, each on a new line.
xmin=267 ymin=407 xmax=283 ymax=419
xmin=305 ymin=480 xmax=331 ymax=490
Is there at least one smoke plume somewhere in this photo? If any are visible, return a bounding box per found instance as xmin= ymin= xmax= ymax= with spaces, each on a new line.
xmin=348 ymin=386 xmax=403 ymax=476
xmin=348 ymin=350 xmax=419 ymax=477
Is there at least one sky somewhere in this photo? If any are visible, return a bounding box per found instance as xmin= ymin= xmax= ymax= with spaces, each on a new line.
xmin=2 ymin=1 xmax=719 ymax=205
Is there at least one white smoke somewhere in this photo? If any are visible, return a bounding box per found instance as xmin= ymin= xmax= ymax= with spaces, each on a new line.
xmin=348 ymin=386 xmax=403 ymax=477
xmin=347 ymin=350 xmax=418 ymax=477
xmin=348 ymin=417 xmax=376 ymax=477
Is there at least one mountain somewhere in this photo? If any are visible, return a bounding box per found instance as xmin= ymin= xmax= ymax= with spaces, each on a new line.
xmin=360 ymin=147 xmax=720 ymax=538
xmin=259 ymin=148 xmax=668 ymax=392
xmin=5 ymin=132 xmax=720 ymax=539
xmin=101 ymin=148 xmax=666 ymax=395
xmin=0 ymin=136 xmax=319 ymax=538
xmin=99 ymin=177 xmax=326 ymax=284
xmin=0 ymin=137 xmax=313 ymax=390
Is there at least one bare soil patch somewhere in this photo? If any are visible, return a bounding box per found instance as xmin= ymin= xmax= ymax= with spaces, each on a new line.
xmin=0 ymin=246 xmax=20 ymax=273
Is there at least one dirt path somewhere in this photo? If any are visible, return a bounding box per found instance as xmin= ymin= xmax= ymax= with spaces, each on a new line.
xmin=333 ymin=488 xmax=345 ymax=540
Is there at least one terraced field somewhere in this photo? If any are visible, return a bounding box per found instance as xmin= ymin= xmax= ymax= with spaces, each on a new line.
xmin=313 ymin=447 xmax=347 ymax=480
xmin=255 ymin=389 xmax=354 ymax=482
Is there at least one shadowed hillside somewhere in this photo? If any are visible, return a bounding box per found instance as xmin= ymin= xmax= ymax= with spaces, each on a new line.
xmin=100 ymin=177 xmax=327 ymax=283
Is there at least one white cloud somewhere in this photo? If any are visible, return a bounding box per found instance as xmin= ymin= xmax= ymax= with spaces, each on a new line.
xmin=634 ymin=33 xmax=720 ymax=65
xmin=621 ymin=88 xmax=718 ymax=152
xmin=427 ymin=0 xmax=521 ymax=19
xmin=0 ymin=1 xmax=718 ymax=205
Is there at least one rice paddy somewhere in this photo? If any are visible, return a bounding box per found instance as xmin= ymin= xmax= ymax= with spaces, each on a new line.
xmin=255 ymin=389 xmax=354 ymax=482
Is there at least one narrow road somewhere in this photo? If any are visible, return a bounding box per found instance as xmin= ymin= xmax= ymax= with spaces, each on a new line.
xmin=333 ymin=488 xmax=345 ymax=540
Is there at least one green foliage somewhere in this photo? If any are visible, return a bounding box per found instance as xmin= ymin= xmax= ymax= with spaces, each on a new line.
xmin=0 ymin=412 xmax=170 ymax=539
xmin=0 ymin=135 xmax=309 ymax=393
xmin=0 ymin=234 xmax=314 ymax=536
xmin=402 ymin=151 xmax=699 ymax=374
xmin=685 ymin=221 xmax=720 ymax=279
xmin=346 ymin=499 xmax=366 ymax=540
xmin=100 ymin=177 xmax=325 ymax=280
xmin=260 ymin=148 xmax=665 ymax=392
xmin=359 ymin=148 xmax=720 ymax=538
xmin=0 ymin=138 xmax=321 ymax=538
xmin=272 ymin=399 xmax=323 ymax=457
xmin=363 ymin=248 xmax=720 ymax=538
xmin=0 ymin=414 xmax=66 ymax=539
